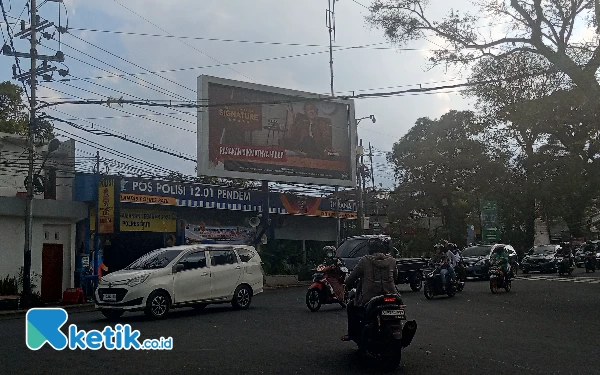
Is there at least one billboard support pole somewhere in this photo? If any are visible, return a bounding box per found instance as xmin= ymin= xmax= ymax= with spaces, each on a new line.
xmin=262 ymin=180 xmax=270 ymax=243
xmin=357 ymin=139 xmax=364 ymax=232
xmin=335 ymin=186 xmax=340 ymax=248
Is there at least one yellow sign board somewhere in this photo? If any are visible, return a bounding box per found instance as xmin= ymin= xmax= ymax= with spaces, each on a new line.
xmin=120 ymin=193 xmax=177 ymax=205
xmin=90 ymin=206 xmax=95 ymax=231
xmin=98 ymin=178 xmax=115 ymax=234
xmin=120 ymin=209 xmax=177 ymax=232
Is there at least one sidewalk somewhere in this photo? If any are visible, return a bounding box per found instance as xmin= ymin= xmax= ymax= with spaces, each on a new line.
xmin=0 ymin=303 xmax=96 ymax=320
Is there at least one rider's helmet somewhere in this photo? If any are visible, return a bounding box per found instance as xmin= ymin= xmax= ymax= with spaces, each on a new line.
xmin=323 ymin=246 xmax=336 ymax=259
xmin=367 ymin=236 xmax=391 ymax=255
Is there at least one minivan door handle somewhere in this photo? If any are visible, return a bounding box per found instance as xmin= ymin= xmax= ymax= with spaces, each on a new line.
xmin=234 ymin=265 xmax=241 ymax=270
xmin=200 ymin=272 xmax=209 ymax=276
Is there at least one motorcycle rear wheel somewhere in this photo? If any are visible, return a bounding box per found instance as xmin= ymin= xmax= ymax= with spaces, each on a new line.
xmin=504 ymin=281 xmax=511 ymax=292
xmin=490 ymin=278 xmax=498 ymax=294
xmin=306 ymin=288 xmax=322 ymax=312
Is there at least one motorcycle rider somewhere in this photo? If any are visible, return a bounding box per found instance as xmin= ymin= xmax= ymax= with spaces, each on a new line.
xmin=490 ymin=245 xmax=510 ymax=279
xmin=321 ymin=246 xmax=345 ymax=304
xmin=342 ymin=236 xmax=398 ymax=342
xmin=451 ymin=243 xmax=466 ymax=281
xmin=432 ymin=244 xmax=452 ymax=291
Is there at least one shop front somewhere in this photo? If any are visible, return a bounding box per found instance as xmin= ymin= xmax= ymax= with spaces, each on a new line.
xmin=74 ymin=173 xmax=357 ymax=280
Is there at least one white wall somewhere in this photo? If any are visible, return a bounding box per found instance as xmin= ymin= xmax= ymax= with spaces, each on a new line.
xmin=0 ymin=216 xmax=76 ymax=294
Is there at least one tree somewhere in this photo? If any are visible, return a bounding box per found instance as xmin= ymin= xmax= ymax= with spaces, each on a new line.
xmin=0 ymin=81 xmax=54 ymax=143
xmin=0 ymin=81 xmax=28 ymax=134
xmin=387 ymin=110 xmax=507 ymax=245
xmin=368 ymin=1 xmax=600 ymax=96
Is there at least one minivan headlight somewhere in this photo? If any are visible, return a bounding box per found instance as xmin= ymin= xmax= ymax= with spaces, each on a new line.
xmin=127 ymin=274 xmax=150 ymax=287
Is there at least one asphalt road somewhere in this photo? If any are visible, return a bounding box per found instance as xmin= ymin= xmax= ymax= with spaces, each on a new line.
xmin=1 ymin=268 xmax=599 ymax=375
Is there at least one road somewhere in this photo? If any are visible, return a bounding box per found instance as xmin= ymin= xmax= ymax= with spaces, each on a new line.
xmin=1 ymin=268 xmax=599 ymax=375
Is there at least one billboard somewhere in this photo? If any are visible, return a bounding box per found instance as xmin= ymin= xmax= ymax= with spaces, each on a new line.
xmin=480 ymin=200 xmax=499 ymax=243
xmin=120 ymin=209 xmax=177 ymax=232
xmin=197 ymin=75 xmax=357 ymax=187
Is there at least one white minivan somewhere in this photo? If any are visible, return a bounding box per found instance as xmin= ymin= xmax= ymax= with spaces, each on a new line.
xmin=95 ymin=244 xmax=264 ymax=320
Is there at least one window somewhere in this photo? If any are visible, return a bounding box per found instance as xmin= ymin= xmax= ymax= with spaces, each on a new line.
xmin=237 ymin=248 xmax=255 ymax=263
xmin=178 ymin=251 xmax=207 ymax=270
xmin=210 ymin=250 xmax=238 ymax=266
xmin=125 ymin=249 xmax=183 ymax=270
xmin=336 ymin=239 xmax=369 ymax=258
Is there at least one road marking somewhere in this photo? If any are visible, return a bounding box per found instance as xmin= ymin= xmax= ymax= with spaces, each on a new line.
xmin=514 ymin=274 xmax=600 ymax=285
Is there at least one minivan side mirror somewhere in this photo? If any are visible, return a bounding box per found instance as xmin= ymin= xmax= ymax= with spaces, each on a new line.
xmin=172 ymin=264 xmax=185 ymax=273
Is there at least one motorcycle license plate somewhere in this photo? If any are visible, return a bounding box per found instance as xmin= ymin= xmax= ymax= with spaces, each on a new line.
xmin=381 ymin=309 xmax=405 ymax=319
xmin=103 ymin=293 xmax=117 ymax=302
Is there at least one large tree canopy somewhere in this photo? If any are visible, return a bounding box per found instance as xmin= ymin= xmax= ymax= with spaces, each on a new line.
xmin=0 ymin=80 xmax=53 ymax=142
xmin=369 ymin=0 xmax=600 ymax=96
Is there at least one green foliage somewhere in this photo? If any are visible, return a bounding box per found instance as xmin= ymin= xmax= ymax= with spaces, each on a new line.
xmin=0 ymin=81 xmax=54 ymax=143
xmin=17 ymin=267 xmax=42 ymax=295
xmin=0 ymin=275 xmax=19 ymax=296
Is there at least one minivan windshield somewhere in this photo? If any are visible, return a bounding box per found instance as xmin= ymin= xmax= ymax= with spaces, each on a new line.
xmin=530 ymin=246 xmax=557 ymax=255
xmin=336 ymin=239 xmax=368 ymax=258
xmin=462 ymin=246 xmax=492 ymax=257
xmin=125 ymin=249 xmax=183 ymax=270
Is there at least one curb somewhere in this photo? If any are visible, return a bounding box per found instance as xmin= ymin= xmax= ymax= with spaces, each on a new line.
xmin=0 ymin=303 xmax=96 ymax=320
xmin=264 ymin=282 xmax=311 ymax=290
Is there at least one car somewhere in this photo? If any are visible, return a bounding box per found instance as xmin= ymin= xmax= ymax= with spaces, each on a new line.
xmin=520 ymin=244 xmax=561 ymax=274
xmin=461 ymin=244 xmax=517 ymax=279
xmin=462 ymin=244 xmax=492 ymax=279
xmin=95 ymin=244 xmax=264 ymax=320
xmin=335 ymin=235 xmax=428 ymax=291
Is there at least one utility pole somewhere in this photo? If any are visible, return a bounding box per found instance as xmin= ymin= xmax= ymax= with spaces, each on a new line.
xmin=357 ymin=139 xmax=364 ymax=232
xmin=335 ymin=186 xmax=340 ymax=248
xmin=2 ymin=0 xmax=66 ymax=308
xmin=368 ymin=143 xmax=377 ymax=230
xmin=22 ymin=0 xmax=38 ymax=309
xmin=326 ymin=0 xmax=336 ymax=96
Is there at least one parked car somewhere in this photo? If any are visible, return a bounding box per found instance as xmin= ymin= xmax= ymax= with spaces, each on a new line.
xmin=335 ymin=235 xmax=428 ymax=291
xmin=95 ymin=244 xmax=264 ymax=320
xmin=521 ymin=244 xmax=561 ymax=274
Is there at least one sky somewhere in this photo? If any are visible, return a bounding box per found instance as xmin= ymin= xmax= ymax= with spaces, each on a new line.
xmin=0 ymin=0 xmax=481 ymax=191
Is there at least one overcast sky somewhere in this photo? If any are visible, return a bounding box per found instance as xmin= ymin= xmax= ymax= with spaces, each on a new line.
xmin=1 ymin=0 xmax=483 ymax=190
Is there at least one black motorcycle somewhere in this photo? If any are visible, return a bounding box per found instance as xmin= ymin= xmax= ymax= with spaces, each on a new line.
xmin=489 ymin=259 xmax=512 ymax=293
xmin=557 ymin=256 xmax=575 ymax=276
xmin=346 ymin=289 xmax=417 ymax=371
xmin=585 ymin=252 xmax=597 ymax=273
xmin=423 ymin=264 xmax=456 ymax=299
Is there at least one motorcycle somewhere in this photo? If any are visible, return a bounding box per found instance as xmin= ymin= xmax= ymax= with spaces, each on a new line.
xmin=557 ymin=256 xmax=575 ymax=276
xmin=489 ymin=259 xmax=512 ymax=293
xmin=306 ymin=261 xmax=348 ymax=312
xmin=585 ymin=252 xmax=597 ymax=273
xmin=423 ymin=264 xmax=456 ymax=299
xmin=346 ymin=288 xmax=417 ymax=371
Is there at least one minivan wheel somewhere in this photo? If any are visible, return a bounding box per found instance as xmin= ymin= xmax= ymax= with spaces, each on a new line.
xmin=145 ymin=291 xmax=170 ymax=319
xmin=232 ymin=285 xmax=252 ymax=310
xmin=101 ymin=310 xmax=123 ymax=321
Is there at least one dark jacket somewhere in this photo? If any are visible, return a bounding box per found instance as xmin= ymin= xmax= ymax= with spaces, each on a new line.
xmin=345 ymin=253 xmax=398 ymax=306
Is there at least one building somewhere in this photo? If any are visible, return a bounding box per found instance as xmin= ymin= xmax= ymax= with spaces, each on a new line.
xmin=73 ymin=173 xmax=358 ymax=275
xmin=0 ymin=133 xmax=87 ymax=303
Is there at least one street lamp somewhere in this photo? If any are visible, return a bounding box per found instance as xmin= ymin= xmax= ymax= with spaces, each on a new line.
xmin=356 ymin=115 xmax=376 ymax=124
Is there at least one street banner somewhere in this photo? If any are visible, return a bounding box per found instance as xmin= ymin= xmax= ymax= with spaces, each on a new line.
xmin=185 ymin=223 xmax=254 ymax=244
xmin=98 ymin=178 xmax=115 ymax=234
xmin=480 ymin=200 xmax=499 ymax=243
xmin=197 ymin=75 xmax=357 ymax=187
xmin=120 ymin=209 xmax=177 ymax=232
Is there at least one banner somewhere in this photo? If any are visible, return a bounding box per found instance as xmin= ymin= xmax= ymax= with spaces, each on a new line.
xmin=480 ymin=200 xmax=499 ymax=243
xmin=118 ymin=176 xmax=357 ymax=217
xmin=120 ymin=209 xmax=177 ymax=232
xmin=185 ymin=223 xmax=254 ymax=244
xmin=98 ymin=178 xmax=115 ymax=234
xmin=197 ymin=75 xmax=357 ymax=186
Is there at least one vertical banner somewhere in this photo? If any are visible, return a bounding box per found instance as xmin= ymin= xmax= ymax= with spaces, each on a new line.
xmin=98 ymin=177 xmax=115 ymax=234
xmin=480 ymin=200 xmax=499 ymax=244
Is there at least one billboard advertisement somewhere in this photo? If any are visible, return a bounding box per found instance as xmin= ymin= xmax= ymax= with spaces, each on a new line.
xmin=185 ymin=223 xmax=254 ymax=245
xmin=197 ymin=75 xmax=357 ymax=187
xmin=480 ymin=200 xmax=499 ymax=243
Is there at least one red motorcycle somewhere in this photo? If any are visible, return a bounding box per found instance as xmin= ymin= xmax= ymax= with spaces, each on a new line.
xmin=306 ymin=260 xmax=348 ymax=312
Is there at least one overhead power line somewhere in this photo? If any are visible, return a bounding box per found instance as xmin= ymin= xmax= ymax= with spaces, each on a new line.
xmin=110 ymin=0 xmax=255 ymax=83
